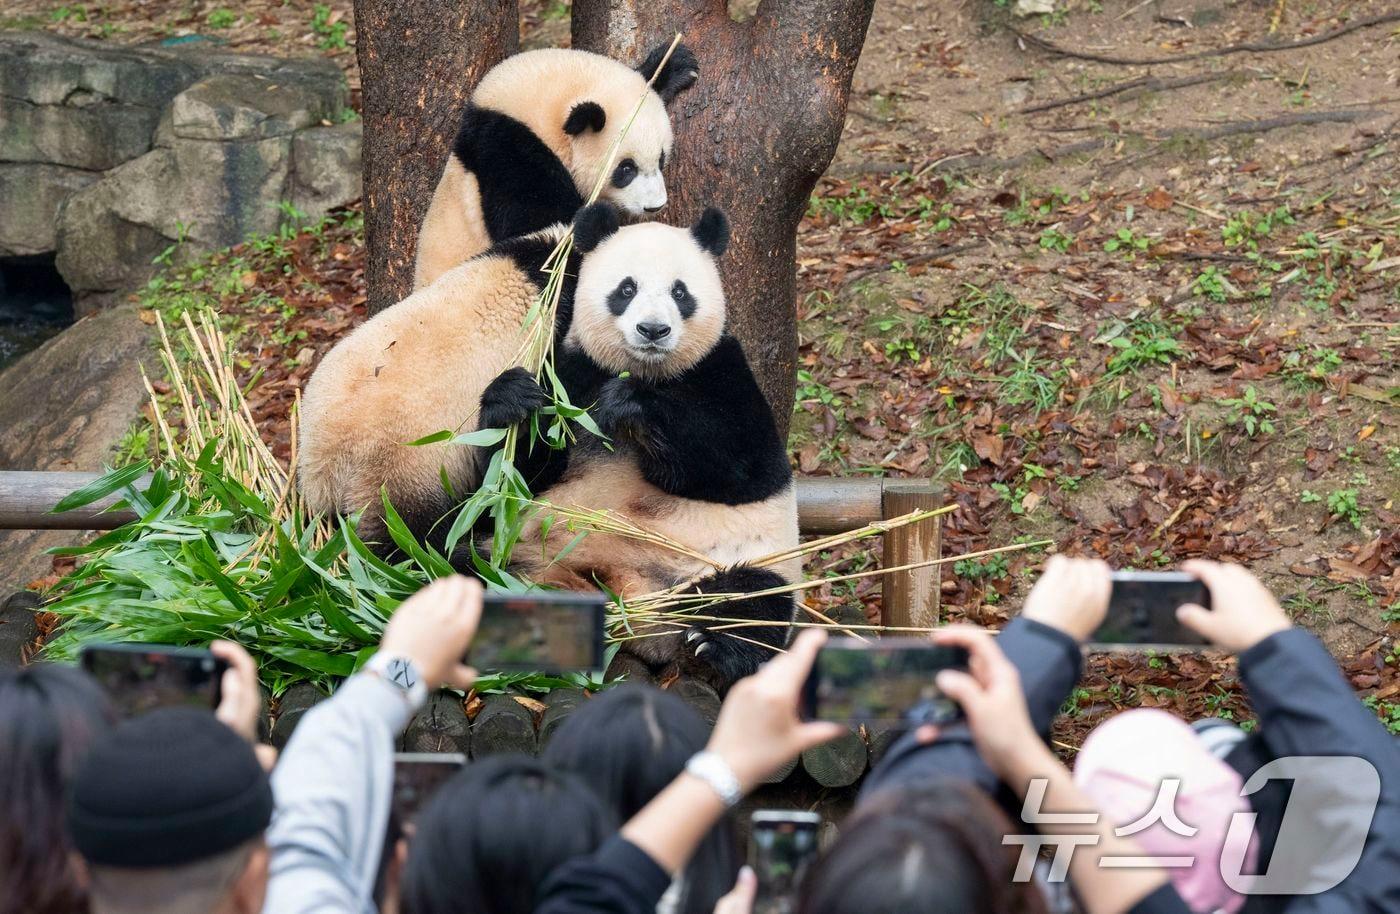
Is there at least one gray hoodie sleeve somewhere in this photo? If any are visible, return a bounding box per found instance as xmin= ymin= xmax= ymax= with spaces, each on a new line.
xmin=262 ymin=673 xmax=415 ymax=914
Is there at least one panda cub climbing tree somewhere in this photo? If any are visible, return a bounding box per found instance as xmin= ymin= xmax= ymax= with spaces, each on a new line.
xmin=414 ymin=43 xmax=699 ymax=290
xmin=482 ymin=203 xmax=800 ymax=691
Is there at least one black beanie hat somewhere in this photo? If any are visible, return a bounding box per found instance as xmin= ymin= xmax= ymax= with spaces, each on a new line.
xmin=67 ymin=706 xmax=273 ymax=868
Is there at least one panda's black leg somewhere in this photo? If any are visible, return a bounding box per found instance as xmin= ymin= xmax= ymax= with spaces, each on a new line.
xmin=680 ymin=566 xmax=795 ymax=692
xmin=479 ymin=367 xmax=548 ymax=430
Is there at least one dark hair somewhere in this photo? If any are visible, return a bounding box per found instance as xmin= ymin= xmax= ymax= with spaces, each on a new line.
xmin=0 ymin=662 xmax=116 ymax=914
xmin=400 ymin=754 xmax=616 ymax=914
xmin=543 ymin=683 xmax=740 ymax=914
xmin=796 ymin=783 xmax=1050 ymax=914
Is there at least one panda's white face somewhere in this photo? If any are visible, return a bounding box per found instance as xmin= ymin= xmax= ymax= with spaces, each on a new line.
xmin=570 ymin=92 xmax=674 ymax=218
xmin=569 ymin=221 xmax=726 ymax=380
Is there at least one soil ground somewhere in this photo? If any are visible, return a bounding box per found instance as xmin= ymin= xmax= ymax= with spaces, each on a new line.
xmin=13 ymin=0 xmax=1398 ymax=743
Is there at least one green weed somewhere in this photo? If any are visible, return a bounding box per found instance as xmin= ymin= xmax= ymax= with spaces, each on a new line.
xmin=1219 ymin=386 xmax=1278 ymax=436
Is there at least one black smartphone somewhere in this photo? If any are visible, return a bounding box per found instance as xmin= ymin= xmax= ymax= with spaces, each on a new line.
xmin=750 ymin=810 xmax=821 ymax=914
xmin=392 ymin=753 xmax=466 ymax=824
xmin=1093 ymin=570 xmax=1212 ymax=647
xmin=79 ymin=643 xmax=227 ymax=718
xmin=469 ymin=591 xmax=608 ymax=673
xmin=800 ymin=638 xmax=970 ymax=726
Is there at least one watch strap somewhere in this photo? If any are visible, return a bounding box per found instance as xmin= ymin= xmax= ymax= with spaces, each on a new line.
xmin=685 ymin=751 xmax=743 ymax=807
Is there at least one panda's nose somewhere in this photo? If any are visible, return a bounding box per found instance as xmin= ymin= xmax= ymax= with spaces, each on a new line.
xmin=636 ymin=322 xmax=671 ymax=342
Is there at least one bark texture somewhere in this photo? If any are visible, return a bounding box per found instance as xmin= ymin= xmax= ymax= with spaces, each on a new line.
xmin=353 ymin=0 xmax=519 ymax=313
xmin=574 ymin=0 xmax=876 ymax=434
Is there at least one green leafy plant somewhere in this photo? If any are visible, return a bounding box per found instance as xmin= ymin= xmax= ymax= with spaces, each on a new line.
xmin=1039 ymin=227 xmax=1073 ymax=253
xmin=1327 ymin=489 xmax=1365 ymax=530
xmin=311 ymin=3 xmax=349 ymax=50
xmin=1103 ymin=227 xmax=1150 ymax=259
xmin=1219 ymin=386 xmax=1277 ymax=436
xmin=1192 ymin=266 xmax=1230 ymax=303
xmin=207 ymin=8 xmax=237 ymax=28
xmin=1102 ymin=323 xmax=1185 ymax=376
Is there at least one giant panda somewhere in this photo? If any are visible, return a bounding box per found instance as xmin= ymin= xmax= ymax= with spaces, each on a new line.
xmin=296 ymin=206 xmax=732 ymax=563
xmin=413 ymin=43 xmax=699 ymax=291
xmin=481 ymin=203 xmax=799 ymax=690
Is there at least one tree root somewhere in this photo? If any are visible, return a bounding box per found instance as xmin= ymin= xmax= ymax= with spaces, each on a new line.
xmin=1018 ymin=72 xmax=1234 ymax=115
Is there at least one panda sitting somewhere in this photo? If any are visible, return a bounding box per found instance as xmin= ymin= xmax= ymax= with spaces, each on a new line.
xmin=481 ymin=202 xmax=799 ymax=691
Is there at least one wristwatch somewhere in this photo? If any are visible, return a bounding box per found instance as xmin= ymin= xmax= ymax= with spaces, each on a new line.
xmin=364 ymin=653 xmax=428 ymax=710
xmin=685 ymin=751 xmax=743 ymax=807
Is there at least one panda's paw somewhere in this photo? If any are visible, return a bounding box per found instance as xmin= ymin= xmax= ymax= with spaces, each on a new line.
xmin=479 ymin=367 xmax=548 ymax=430
xmin=683 ymin=626 xmax=765 ymax=689
xmin=593 ymin=377 xmax=647 ymax=439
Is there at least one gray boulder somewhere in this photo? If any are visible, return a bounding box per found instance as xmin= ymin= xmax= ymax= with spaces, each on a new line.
xmin=0 ymin=162 xmax=98 ymax=255
xmin=0 ymin=304 xmax=156 ymax=598
xmin=291 ymin=122 xmax=362 ymax=218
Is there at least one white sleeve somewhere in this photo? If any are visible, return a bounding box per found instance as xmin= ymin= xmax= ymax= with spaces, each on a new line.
xmin=261 ymin=673 xmax=416 ymax=914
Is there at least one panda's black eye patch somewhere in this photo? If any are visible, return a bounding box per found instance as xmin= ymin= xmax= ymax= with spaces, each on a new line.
xmin=607 ymin=277 xmax=637 ymax=315
xmin=612 ymin=159 xmax=638 ymax=189
xmin=670 ymin=280 xmax=696 ymax=318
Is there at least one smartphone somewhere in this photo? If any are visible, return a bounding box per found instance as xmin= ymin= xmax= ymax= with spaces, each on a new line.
xmin=468 ymin=591 xmax=608 ymax=673
xmin=1093 ymin=570 xmax=1211 ymax=647
xmin=750 ymin=810 xmax=821 ymax=914
xmin=392 ymin=753 xmax=466 ymax=824
xmin=800 ymin=638 xmax=970 ymax=726
xmin=79 ymin=643 xmax=227 ymax=718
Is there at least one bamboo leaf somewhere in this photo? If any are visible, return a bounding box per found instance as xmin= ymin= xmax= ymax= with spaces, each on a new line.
xmin=50 ymin=462 xmax=150 ymax=514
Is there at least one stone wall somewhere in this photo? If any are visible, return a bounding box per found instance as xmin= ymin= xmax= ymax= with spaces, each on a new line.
xmin=0 ymin=32 xmax=362 ymax=312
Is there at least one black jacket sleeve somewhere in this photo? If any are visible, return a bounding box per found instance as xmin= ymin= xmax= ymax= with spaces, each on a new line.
xmin=860 ymin=616 xmax=1083 ymax=800
xmin=1234 ymin=628 xmax=1400 ymax=914
xmin=535 ymin=835 xmax=673 ymax=914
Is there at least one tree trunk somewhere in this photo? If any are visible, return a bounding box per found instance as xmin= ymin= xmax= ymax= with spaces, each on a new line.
xmin=573 ymin=0 xmax=875 ymax=436
xmin=353 ymin=0 xmax=520 ymax=314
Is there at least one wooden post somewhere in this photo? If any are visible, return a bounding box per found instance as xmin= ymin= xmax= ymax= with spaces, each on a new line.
xmin=881 ymin=480 xmax=943 ymax=630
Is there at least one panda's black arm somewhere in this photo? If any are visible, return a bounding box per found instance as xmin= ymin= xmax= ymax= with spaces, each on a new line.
xmin=620 ymin=336 xmax=792 ymax=505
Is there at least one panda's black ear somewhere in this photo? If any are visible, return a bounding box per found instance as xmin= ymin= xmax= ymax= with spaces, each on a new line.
xmin=636 ymin=42 xmax=699 ymax=104
xmin=564 ymin=101 xmax=606 ymax=136
xmin=573 ymin=203 xmax=621 ymax=253
xmin=690 ymin=207 xmax=729 ymax=258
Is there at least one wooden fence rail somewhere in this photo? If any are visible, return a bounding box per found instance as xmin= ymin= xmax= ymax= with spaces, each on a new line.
xmin=0 ymin=470 xmax=942 ymax=627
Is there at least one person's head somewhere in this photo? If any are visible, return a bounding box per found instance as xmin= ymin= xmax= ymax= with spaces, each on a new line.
xmin=400 ymin=754 xmax=616 ymax=914
xmin=796 ymin=782 xmax=1050 ymax=914
xmin=544 ymin=684 xmax=740 ymax=914
xmin=67 ymin=706 xmax=273 ymax=914
xmin=0 ymin=662 xmax=115 ymax=914
xmin=1075 ymin=709 xmax=1256 ymax=914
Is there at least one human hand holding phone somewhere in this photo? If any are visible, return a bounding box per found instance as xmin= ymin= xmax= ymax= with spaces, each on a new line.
xmin=930 ymin=626 xmax=1048 ymax=782
xmin=1021 ymin=554 xmax=1112 ymax=642
xmin=380 ymin=575 xmax=482 ymax=691
xmin=210 ymin=640 xmax=262 ymax=744
xmin=706 ymin=629 xmax=845 ymax=792
xmin=1178 ymin=560 xmax=1291 ymax=652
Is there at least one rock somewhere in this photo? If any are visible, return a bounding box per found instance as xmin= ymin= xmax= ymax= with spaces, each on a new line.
xmin=0 ymin=31 xmax=354 ymax=310
xmin=0 ymin=305 xmax=156 ymax=597
xmin=168 ymin=74 xmax=338 ymax=141
xmin=403 ymin=691 xmax=472 ymax=754
xmin=0 ymin=163 xmax=99 ymax=255
xmin=271 ymin=682 xmax=327 ymax=748
xmin=0 ymin=590 xmax=43 ymax=668
xmin=290 ymin=122 xmax=362 ymax=217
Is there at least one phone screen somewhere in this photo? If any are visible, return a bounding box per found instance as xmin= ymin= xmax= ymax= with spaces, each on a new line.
xmin=801 ymin=638 xmax=969 ymax=726
xmin=750 ymin=811 xmax=821 ymax=914
xmin=392 ymin=753 xmax=466 ymax=824
xmin=1094 ymin=571 xmax=1211 ymax=647
xmin=469 ymin=592 xmax=608 ymax=673
xmin=80 ymin=644 xmax=227 ymax=718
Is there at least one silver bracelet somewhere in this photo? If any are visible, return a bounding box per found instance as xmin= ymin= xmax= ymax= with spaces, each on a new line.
xmin=685 ymin=751 xmax=743 ymax=807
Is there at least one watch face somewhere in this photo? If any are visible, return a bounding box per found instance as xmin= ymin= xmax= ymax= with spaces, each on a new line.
xmin=386 ymin=658 xmax=418 ymax=691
